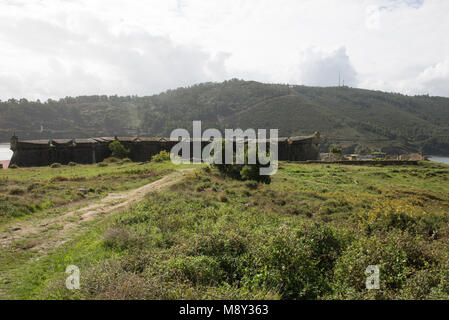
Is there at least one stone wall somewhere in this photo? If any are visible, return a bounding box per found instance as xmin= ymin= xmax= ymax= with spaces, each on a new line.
xmin=9 ymin=133 xmax=320 ymax=167
xmin=300 ymin=160 xmax=419 ymax=165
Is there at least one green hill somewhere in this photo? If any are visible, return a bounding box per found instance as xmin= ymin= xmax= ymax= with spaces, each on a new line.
xmin=1 ymin=79 xmax=449 ymax=155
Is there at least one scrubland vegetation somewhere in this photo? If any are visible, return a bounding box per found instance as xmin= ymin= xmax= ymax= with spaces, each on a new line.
xmin=0 ymin=160 xmax=176 ymax=225
xmin=1 ymin=160 xmax=449 ymax=300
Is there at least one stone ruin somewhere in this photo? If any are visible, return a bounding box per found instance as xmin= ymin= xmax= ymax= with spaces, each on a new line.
xmin=9 ymin=132 xmax=320 ymax=167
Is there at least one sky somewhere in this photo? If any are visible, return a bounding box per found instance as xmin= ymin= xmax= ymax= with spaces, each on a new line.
xmin=0 ymin=0 xmax=448 ymax=100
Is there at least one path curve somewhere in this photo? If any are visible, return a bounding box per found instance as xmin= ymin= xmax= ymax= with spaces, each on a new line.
xmin=0 ymin=168 xmax=194 ymax=252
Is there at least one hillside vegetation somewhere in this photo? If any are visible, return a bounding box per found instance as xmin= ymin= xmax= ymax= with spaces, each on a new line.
xmin=1 ymin=161 xmax=449 ymax=299
xmin=1 ymin=79 xmax=449 ymax=154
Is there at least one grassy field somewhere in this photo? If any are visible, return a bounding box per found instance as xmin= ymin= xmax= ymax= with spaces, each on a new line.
xmin=0 ymin=159 xmax=183 ymax=226
xmin=1 ymin=161 xmax=449 ymax=299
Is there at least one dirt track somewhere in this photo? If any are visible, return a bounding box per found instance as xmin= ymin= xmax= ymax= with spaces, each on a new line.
xmin=0 ymin=169 xmax=193 ymax=252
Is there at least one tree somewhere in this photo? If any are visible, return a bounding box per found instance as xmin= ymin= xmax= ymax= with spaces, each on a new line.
xmin=108 ymin=140 xmax=130 ymax=159
xmin=213 ymin=140 xmax=271 ymax=184
xmin=330 ymin=147 xmax=342 ymax=154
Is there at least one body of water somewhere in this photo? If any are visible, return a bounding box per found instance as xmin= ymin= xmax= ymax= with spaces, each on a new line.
xmin=0 ymin=144 xmax=12 ymax=160
xmin=428 ymin=156 xmax=449 ymax=165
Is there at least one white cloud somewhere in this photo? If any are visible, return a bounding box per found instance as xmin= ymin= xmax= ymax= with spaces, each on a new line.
xmin=413 ymin=56 xmax=449 ymax=96
xmin=0 ymin=0 xmax=448 ymax=99
xmin=289 ymin=47 xmax=357 ymax=87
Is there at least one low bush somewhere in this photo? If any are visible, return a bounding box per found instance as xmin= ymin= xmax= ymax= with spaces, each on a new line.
xmin=103 ymin=228 xmax=134 ymax=250
xmin=104 ymin=157 xmax=120 ymax=163
xmin=244 ymin=180 xmax=259 ymax=190
xmin=213 ymin=142 xmax=272 ymax=184
xmin=9 ymin=187 xmax=25 ymax=195
xmin=358 ymin=199 xmax=448 ymax=237
xmin=332 ymin=237 xmax=409 ymax=299
xmin=109 ymin=140 xmax=130 ymax=159
xmin=151 ymin=150 xmax=171 ymax=162
xmin=170 ymin=255 xmax=225 ymax=285
xmin=50 ymin=176 xmax=68 ymax=182
xmin=240 ymin=223 xmax=349 ymax=299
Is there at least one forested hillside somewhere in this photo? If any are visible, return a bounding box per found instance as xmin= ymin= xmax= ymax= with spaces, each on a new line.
xmin=1 ymin=79 xmax=449 ymax=155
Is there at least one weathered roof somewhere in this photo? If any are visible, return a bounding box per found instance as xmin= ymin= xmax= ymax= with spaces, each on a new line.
xmin=52 ymin=139 xmax=74 ymax=145
xmin=16 ymin=135 xmax=317 ymax=145
xmin=75 ymin=138 xmax=98 ymax=144
xmin=289 ymin=136 xmax=314 ymax=142
xmin=93 ymin=137 xmax=115 ymax=142
xmin=117 ymin=137 xmax=138 ymax=142
xmin=137 ymin=137 xmax=168 ymax=142
xmin=20 ymin=140 xmax=50 ymax=145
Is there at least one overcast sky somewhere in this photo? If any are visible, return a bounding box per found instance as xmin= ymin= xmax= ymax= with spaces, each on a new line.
xmin=0 ymin=0 xmax=448 ymax=100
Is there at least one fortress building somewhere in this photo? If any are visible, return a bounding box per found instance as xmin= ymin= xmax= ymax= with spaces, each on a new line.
xmin=9 ymin=132 xmax=320 ymax=167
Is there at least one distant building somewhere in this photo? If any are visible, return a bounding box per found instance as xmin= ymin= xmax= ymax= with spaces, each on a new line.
xmin=9 ymin=133 xmax=321 ymax=167
xmin=371 ymin=152 xmax=386 ymax=159
xmin=399 ymin=153 xmax=424 ymax=161
xmin=346 ymin=154 xmax=361 ymax=161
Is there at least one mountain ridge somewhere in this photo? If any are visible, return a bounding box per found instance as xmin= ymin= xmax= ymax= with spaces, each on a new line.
xmin=1 ymin=79 xmax=449 ymax=155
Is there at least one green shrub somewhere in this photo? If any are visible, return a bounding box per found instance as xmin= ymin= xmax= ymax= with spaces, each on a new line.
xmin=103 ymin=228 xmax=133 ymax=250
xmin=68 ymin=161 xmax=77 ymax=166
xmin=109 ymin=140 xmax=130 ymax=159
xmin=27 ymin=183 xmax=40 ymax=191
xmin=195 ymin=182 xmax=211 ymax=192
xmin=97 ymin=162 xmax=108 ymax=167
xmin=202 ymin=166 xmax=211 ymax=174
xmin=401 ymin=269 xmax=441 ymax=299
xmin=213 ymin=141 xmax=272 ymax=184
xmin=240 ymin=164 xmax=271 ymax=184
xmin=69 ymin=259 xmax=148 ymax=299
xmin=319 ymin=199 xmax=352 ymax=215
xmin=9 ymin=164 xmax=19 ymax=169
xmin=9 ymin=187 xmax=25 ymax=195
xmin=244 ymin=180 xmax=259 ymax=190
xmin=330 ymin=147 xmax=342 ymax=154
xmin=427 ymin=267 xmax=449 ymax=299
xmin=50 ymin=176 xmax=68 ymax=182
xmin=332 ymin=237 xmax=409 ymax=299
xmin=170 ymin=255 xmax=225 ymax=285
xmin=242 ymin=227 xmax=323 ymax=299
xmin=188 ymin=230 xmax=249 ymax=283
xmin=151 ymin=150 xmax=171 ymax=162
xmin=359 ymin=199 xmax=448 ymax=237
xmin=50 ymin=163 xmax=62 ymax=168
xmin=104 ymin=157 xmax=120 ymax=163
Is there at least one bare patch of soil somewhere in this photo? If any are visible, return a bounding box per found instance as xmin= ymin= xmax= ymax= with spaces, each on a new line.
xmin=0 ymin=169 xmax=193 ymax=253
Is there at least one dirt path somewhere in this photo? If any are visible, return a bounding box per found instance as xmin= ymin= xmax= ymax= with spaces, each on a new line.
xmin=0 ymin=169 xmax=193 ymax=253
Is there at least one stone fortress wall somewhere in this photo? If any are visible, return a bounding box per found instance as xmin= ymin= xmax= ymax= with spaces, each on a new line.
xmin=9 ymin=132 xmax=320 ymax=167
